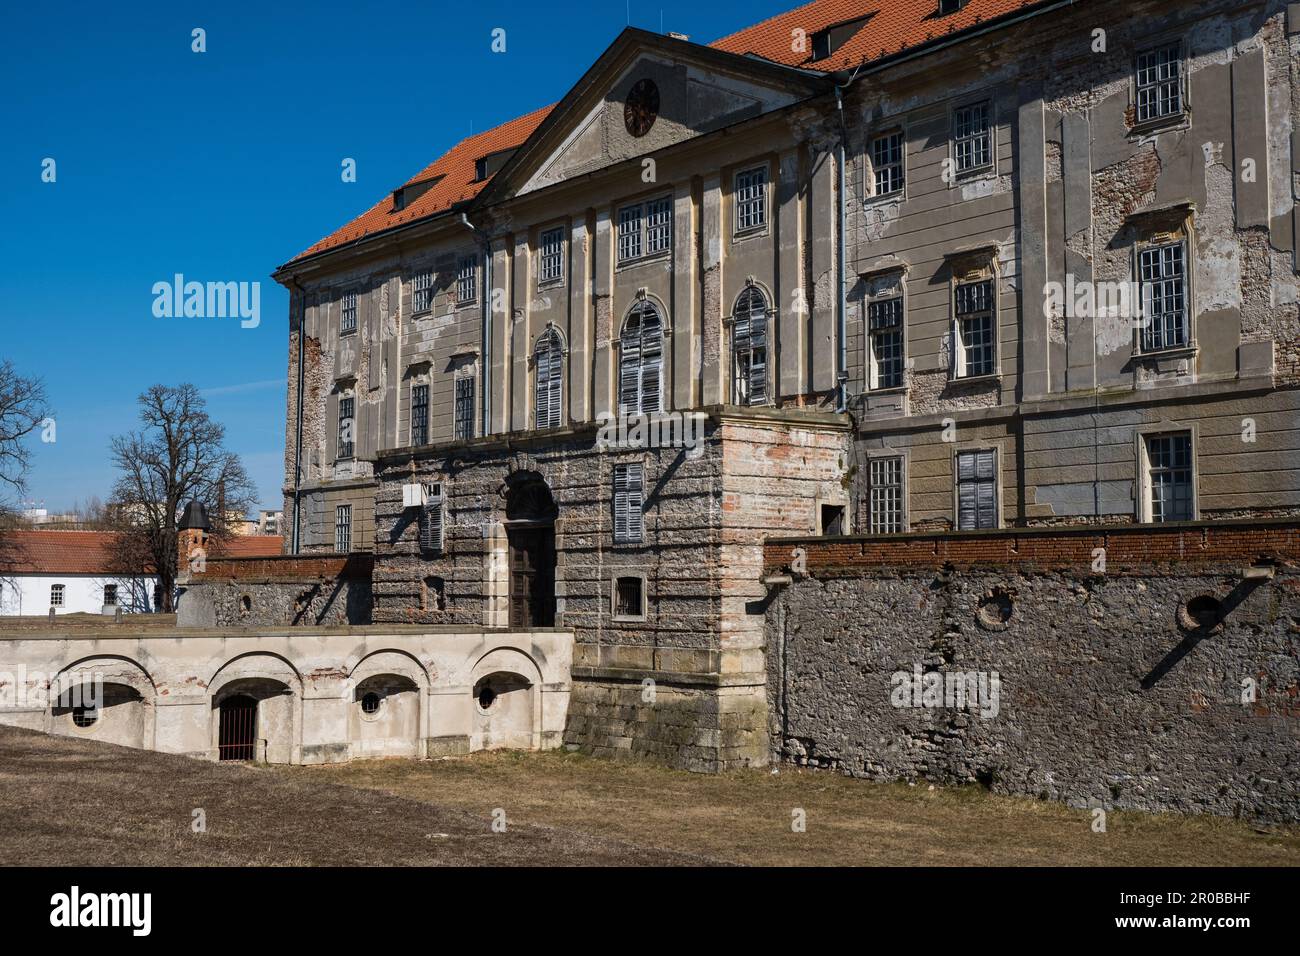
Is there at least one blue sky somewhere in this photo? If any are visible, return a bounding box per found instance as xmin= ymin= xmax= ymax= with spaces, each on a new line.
xmin=0 ymin=0 xmax=793 ymax=515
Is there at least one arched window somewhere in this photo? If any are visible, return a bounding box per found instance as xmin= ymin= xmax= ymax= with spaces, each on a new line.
xmin=534 ymin=327 xmax=564 ymax=430
xmin=619 ymin=300 xmax=663 ymax=416
xmin=732 ymin=286 xmax=769 ymax=405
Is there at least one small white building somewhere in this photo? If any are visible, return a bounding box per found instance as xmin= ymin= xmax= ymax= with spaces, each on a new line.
xmin=0 ymin=531 xmax=160 ymax=616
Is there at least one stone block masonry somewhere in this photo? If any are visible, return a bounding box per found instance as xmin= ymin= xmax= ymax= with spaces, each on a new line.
xmin=762 ymin=520 xmax=1300 ymax=821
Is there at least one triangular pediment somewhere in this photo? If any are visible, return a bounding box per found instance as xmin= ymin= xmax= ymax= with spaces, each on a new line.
xmin=485 ymin=30 xmax=828 ymax=200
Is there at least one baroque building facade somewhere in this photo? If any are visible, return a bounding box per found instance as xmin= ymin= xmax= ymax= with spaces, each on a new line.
xmin=273 ymin=0 xmax=1300 ymax=770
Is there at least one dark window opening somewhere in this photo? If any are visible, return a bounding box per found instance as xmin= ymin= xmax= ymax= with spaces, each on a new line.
xmin=478 ymin=686 xmax=497 ymax=711
xmin=820 ymin=505 xmax=845 ymax=536
xmin=72 ymin=705 xmax=98 ymax=728
xmin=615 ymin=576 xmax=644 ymax=618
xmin=361 ymin=691 xmax=381 ymax=715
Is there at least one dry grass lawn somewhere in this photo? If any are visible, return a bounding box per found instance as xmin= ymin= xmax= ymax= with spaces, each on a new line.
xmin=298 ymin=749 xmax=1300 ymax=867
xmin=0 ymin=726 xmax=702 ymax=866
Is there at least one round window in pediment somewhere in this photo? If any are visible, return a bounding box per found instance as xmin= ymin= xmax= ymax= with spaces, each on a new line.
xmin=624 ymin=78 xmax=660 ymax=138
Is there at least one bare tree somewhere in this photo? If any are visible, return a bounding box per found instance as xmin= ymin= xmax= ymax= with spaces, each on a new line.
xmin=0 ymin=361 xmax=51 ymax=583
xmin=108 ymin=384 xmax=256 ymax=612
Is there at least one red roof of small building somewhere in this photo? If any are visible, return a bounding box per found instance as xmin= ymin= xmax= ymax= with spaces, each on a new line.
xmin=286 ymin=0 xmax=1047 ymax=266
xmin=0 ymin=530 xmax=283 ymax=575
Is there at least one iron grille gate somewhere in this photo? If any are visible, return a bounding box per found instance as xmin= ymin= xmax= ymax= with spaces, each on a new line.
xmin=218 ymin=695 xmax=258 ymax=761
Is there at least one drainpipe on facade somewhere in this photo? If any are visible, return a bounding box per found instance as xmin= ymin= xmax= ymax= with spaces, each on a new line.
xmin=834 ymin=84 xmax=849 ymax=414
xmin=289 ymin=275 xmax=307 ymax=555
xmin=460 ymin=213 xmax=491 ymax=436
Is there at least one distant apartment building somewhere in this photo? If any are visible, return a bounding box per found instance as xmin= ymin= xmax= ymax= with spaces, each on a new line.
xmin=274 ymin=0 xmax=1300 ymax=768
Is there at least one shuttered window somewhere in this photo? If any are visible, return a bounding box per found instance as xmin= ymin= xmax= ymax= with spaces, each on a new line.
xmin=613 ymin=463 xmax=644 ymax=544
xmin=534 ymin=328 xmax=564 ymax=430
xmin=454 ymin=377 xmax=475 ymax=440
xmin=956 ymin=450 xmax=997 ymax=530
xmin=410 ymin=384 xmax=429 ymax=446
xmin=419 ymin=487 xmax=444 ymax=554
xmin=618 ymin=301 xmax=663 ymax=416
xmin=732 ymin=287 xmax=769 ymax=405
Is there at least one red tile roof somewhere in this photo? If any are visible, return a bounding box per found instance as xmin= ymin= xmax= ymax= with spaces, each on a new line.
xmin=710 ymin=0 xmax=1044 ymax=70
xmin=286 ymin=0 xmax=1046 ymax=266
xmin=288 ymin=105 xmax=554 ymax=263
xmin=0 ymin=531 xmax=283 ymax=574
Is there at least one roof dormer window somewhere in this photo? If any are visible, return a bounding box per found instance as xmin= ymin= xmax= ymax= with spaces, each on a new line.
xmin=811 ymin=14 xmax=873 ymax=61
xmin=938 ymin=0 xmax=968 ymax=15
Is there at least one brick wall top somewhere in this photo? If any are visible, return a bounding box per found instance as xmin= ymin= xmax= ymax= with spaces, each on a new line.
xmin=763 ymin=520 xmax=1300 ymax=575
xmin=193 ymin=553 xmax=373 ymax=583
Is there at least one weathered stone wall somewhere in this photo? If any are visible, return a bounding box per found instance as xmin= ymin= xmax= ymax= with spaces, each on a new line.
xmin=178 ymin=555 xmax=374 ymax=628
xmin=763 ymin=522 xmax=1300 ymax=821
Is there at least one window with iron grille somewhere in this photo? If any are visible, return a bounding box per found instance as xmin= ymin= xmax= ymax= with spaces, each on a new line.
xmin=1146 ymin=433 xmax=1193 ymax=522
xmin=954 ymin=279 xmax=995 ymax=378
xmin=1139 ymin=241 xmax=1187 ymax=352
xmin=956 ymin=449 xmax=997 ymax=530
xmin=50 ymin=583 xmax=64 ymax=607
xmin=646 ymin=197 xmax=672 ymax=255
xmin=539 ymin=227 xmax=565 ymax=284
xmin=1136 ymin=45 xmax=1183 ymax=123
xmin=618 ymin=301 xmax=663 ymax=415
xmin=337 ymin=396 xmax=355 ymax=459
xmin=419 ymin=488 xmax=444 ymax=554
xmin=410 ymin=384 xmax=429 ymax=446
xmin=617 ymin=203 xmax=643 ymax=263
xmin=341 ymin=291 xmax=357 ymax=334
xmin=534 ymin=328 xmax=563 ymax=429
xmin=868 ymin=297 xmax=904 ymax=389
xmin=412 ymin=270 xmax=434 ymax=313
xmin=456 ymin=255 xmax=477 ymax=304
xmin=614 ymin=576 xmax=644 ymax=618
xmin=735 ymin=166 xmax=767 ymax=232
xmin=953 ymin=102 xmax=992 ymax=173
xmin=868 ymin=456 xmax=905 ymax=534
xmin=872 ymin=131 xmax=905 ymax=196
xmin=335 ymin=504 xmax=352 ymax=553
xmin=732 ymin=287 xmax=769 ymax=405
xmin=103 ymin=584 xmax=118 ymax=606
xmin=613 ymin=463 xmax=644 ymax=544
xmin=454 ymin=376 xmax=475 ymax=440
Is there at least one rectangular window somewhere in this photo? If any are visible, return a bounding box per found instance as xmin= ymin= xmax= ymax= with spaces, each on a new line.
xmin=103 ymin=584 xmax=117 ymax=606
xmin=868 ymin=297 xmax=904 ymax=389
xmin=337 ymin=396 xmax=355 ymax=459
xmin=456 ymin=255 xmax=477 ymax=304
xmin=454 ymin=377 xmax=475 ymax=440
xmin=645 ymin=197 xmax=672 ymax=255
xmin=954 ymin=101 xmax=992 ymax=173
xmin=539 ymin=227 xmax=565 ymax=284
xmin=956 ymin=449 xmax=998 ymax=530
xmin=50 ymin=583 xmax=65 ymax=607
xmin=735 ymin=166 xmax=768 ymax=232
xmin=614 ymin=576 xmax=644 ymax=618
xmin=412 ymin=270 xmax=434 ymax=313
xmin=613 ymin=462 xmax=644 ymax=544
xmin=869 ymin=456 xmax=905 ymax=534
xmin=1146 ymin=433 xmax=1193 ymax=522
xmin=341 ymin=291 xmax=357 ymax=335
xmin=954 ymin=279 xmax=996 ymax=378
xmin=419 ymin=487 xmax=444 ymax=555
xmin=872 ymin=131 xmax=905 ymax=196
xmin=1136 ymin=44 xmax=1183 ymax=124
xmin=335 ymin=504 xmax=352 ymax=553
xmin=1139 ymin=241 xmax=1188 ymax=352
xmin=410 ymin=384 xmax=429 ymax=447
xmin=617 ymin=203 xmax=643 ymax=263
